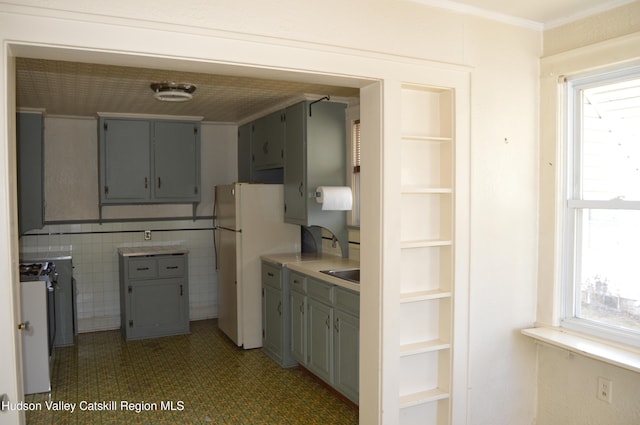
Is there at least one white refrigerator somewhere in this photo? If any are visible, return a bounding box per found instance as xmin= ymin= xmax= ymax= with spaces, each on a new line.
xmin=215 ymin=183 xmax=300 ymax=349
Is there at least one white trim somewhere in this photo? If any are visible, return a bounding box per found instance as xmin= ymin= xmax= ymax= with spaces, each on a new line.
xmin=522 ymin=327 xmax=640 ymax=373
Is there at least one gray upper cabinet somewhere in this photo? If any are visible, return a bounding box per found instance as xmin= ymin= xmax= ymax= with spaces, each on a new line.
xmin=154 ymin=121 xmax=200 ymax=201
xmin=252 ymin=110 xmax=284 ymax=170
xmin=99 ymin=117 xmax=201 ymax=204
xmin=101 ymin=118 xmax=151 ymax=202
xmin=283 ymin=101 xmax=347 ymax=226
xmin=17 ymin=111 xmax=45 ymax=234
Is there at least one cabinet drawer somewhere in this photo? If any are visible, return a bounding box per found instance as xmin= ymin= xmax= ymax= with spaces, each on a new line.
xmin=158 ymin=256 xmax=185 ymax=277
xmin=335 ymin=287 xmax=359 ymax=315
xmin=307 ymin=278 xmax=333 ymax=304
xmin=289 ymin=272 xmax=307 ymax=293
xmin=262 ymin=263 xmax=282 ymax=289
xmin=128 ymin=258 xmax=157 ymax=279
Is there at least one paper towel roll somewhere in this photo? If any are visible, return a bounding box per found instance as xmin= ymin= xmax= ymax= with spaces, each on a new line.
xmin=315 ymin=186 xmax=353 ymax=211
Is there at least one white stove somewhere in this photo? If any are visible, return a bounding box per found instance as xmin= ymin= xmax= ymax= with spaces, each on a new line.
xmin=19 ymin=261 xmax=57 ymax=394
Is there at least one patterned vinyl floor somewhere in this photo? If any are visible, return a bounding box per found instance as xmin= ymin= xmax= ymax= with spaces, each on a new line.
xmin=24 ymin=319 xmax=359 ymax=424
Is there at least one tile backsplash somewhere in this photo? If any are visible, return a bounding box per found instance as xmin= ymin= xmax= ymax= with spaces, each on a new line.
xmin=20 ymin=220 xmax=360 ymax=334
xmin=20 ymin=219 xmax=216 ymax=333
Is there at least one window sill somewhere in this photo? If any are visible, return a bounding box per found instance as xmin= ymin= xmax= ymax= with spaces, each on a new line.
xmin=522 ymin=327 xmax=640 ymax=373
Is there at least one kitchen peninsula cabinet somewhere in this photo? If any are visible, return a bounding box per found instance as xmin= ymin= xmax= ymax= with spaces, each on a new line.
xmin=99 ymin=116 xmax=201 ymax=205
xmin=118 ymin=247 xmax=190 ymax=341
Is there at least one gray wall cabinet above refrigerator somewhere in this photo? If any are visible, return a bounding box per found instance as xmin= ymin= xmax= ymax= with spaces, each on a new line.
xmin=99 ymin=117 xmax=201 ymax=205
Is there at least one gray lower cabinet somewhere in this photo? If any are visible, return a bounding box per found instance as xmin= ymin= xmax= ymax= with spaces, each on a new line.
xmin=119 ymin=253 xmax=190 ymax=341
xmin=263 ymin=264 xmax=360 ymax=404
xmin=333 ymin=287 xmax=360 ymax=403
xmin=289 ymin=272 xmax=307 ymax=364
xmin=261 ymin=262 xmax=297 ymax=367
xmin=307 ymin=278 xmax=334 ymax=384
xmin=53 ymin=258 xmax=76 ymax=347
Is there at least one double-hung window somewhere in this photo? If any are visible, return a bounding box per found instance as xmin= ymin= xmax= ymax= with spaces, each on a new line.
xmin=562 ymin=65 xmax=640 ymax=347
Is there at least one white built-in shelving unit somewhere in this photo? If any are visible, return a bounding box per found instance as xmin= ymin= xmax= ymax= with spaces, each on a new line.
xmin=398 ymin=84 xmax=454 ymax=425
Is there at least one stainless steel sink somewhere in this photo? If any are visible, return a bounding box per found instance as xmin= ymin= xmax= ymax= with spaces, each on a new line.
xmin=320 ymin=268 xmax=360 ymax=284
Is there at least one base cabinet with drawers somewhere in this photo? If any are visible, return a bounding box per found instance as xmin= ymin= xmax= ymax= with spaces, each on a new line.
xmin=119 ymin=249 xmax=190 ymax=341
xmin=262 ymin=261 xmax=360 ymax=404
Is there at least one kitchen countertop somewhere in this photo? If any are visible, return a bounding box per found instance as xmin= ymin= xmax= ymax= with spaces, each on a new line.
xmin=261 ymin=253 xmax=360 ymax=292
xmin=118 ymin=245 xmax=189 ymax=257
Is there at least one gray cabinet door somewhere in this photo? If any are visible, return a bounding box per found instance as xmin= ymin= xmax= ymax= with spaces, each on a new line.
xmin=16 ymin=112 xmax=44 ymax=234
xmin=253 ymin=111 xmax=284 ymax=170
xmin=127 ymin=277 xmax=188 ymax=340
xmin=153 ymin=121 xmax=200 ymax=201
xmin=284 ymin=102 xmax=306 ymax=223
xmin=262 ymin=284 xmax=283 ymax=361
xmin=290 ymin=289 xmax=306 ymax=364
xmin=101 ymin=119 xmax=151 ymax=202
xmin=307 ymin=298 xmax=333 ymax=383
xmin=237 ymin=123 xmax=252 ymax=182
xmin=334 ymin=310 xmax=359 ymax=403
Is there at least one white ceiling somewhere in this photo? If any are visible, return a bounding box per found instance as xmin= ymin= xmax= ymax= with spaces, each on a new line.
xmin=15 ymin=0 xmax=633 ymax=123
xmin=412 ymin=0 xmax=635 ymax=28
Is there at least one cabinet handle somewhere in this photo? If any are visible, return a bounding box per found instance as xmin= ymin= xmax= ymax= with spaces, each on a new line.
xmin=267 ymin=272 xmax=274 ymax=277
xmin=144 ymin=177 xmax=148 ymax=189
xmin=263 ymin=141 xmax=269 ymax=154
xmin=180 ymin=284 xmax=183 ymax=296
xmin=335 ymin=317 xmax=340 ymax=333
xmin=158 ymin=177 xmax=162 ymax=188
xmin=17 ymin=322 xmax=29 ymax=331
xmin=298 ymin=182 xmax=304 ymax=197
xmin=166 ymin=266 xmax=179 ymax=270
xmin=136 ymin=267 xmax=149 ymax=271
xmin=300 ymin=303 xmax=304 ymax=314
xmin=325 ymin=316 xmax=330 ymax=329
xmin=277 ymin=301 xmax=282 ymax=316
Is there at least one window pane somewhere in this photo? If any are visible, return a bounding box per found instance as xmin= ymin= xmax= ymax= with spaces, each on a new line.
xmin=577 ymin=209 xmax=640 ymax=332
xmin=581 ymin=78 xmax=640 ymax=201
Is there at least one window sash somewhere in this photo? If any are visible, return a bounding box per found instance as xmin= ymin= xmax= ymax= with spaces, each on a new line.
xmin=562 ymin=66 xmax=640 ymax=347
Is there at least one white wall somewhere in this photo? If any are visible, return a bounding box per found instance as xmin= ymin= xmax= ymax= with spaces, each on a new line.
xmin=0 ymin=1 xmax=542 ymax=424
xmin=537 ymin=7 xmax=640 ymax=424
xmin=536 ymin=344 xmax=640 ymax=425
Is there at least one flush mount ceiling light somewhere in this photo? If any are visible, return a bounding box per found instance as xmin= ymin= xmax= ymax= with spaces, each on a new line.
xmin=150 ymin=82 xmax=197 ymax=102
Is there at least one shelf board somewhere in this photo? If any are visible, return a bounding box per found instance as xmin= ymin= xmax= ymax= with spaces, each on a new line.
xmin=400 ymin=289 xmax=452 ymax=303
xmin=400 ymin=339 xmax=451 ymax=356
xmin=401 ymin=239 xmax=452 ymax=249
xmin=401 ymin=186 xmax=453 ymax=194
xmin=401 ymin=135 xmax=452 ymax=143
xmin=400 ymin=388 xmax=450 ymax=408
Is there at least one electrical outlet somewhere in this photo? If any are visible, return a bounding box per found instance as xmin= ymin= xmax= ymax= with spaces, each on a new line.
xmin=597 ymin=377 xmax=613 ymax=403
xmin=144 ymin=230 xmax=152 ymax=241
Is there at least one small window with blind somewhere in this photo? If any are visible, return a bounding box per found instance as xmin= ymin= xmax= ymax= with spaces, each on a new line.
xmin=353 ymin=119 xmax=361 ymax=174
xmin=350 ymin=118 xmax=361 ymax=226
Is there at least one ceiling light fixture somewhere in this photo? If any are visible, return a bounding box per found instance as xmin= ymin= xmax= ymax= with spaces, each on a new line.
xmin=150 ymin=82 xmax=197 ymax=102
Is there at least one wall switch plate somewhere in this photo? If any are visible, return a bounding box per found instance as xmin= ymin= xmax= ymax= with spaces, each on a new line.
xmin=144 ymin=230 xmax=152 ymax=240
xmin=597 ymin=377 xmax=612 ymax=403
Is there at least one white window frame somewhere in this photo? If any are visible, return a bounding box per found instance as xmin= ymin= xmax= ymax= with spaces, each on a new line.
xmin=560 ymin=64 xmax=640 ymax=348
